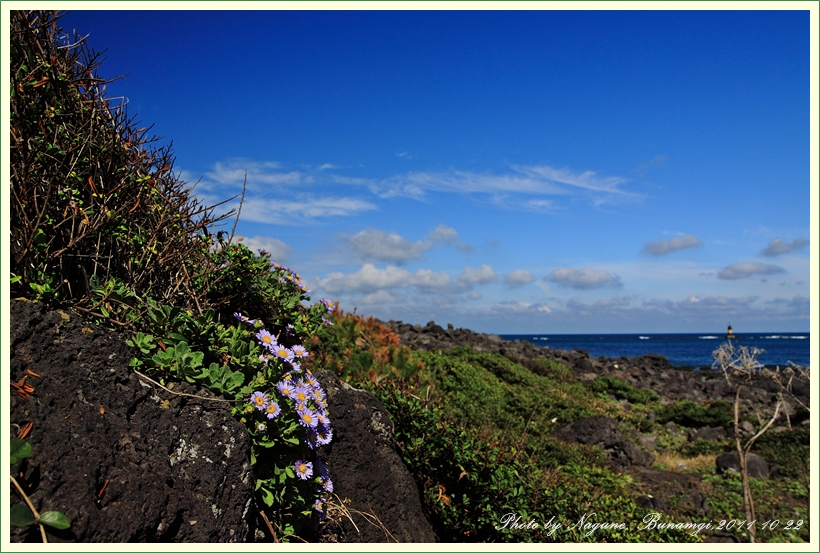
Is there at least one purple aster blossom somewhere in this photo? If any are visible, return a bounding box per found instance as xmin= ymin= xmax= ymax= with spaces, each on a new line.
xmin=322 ymin=477 xmax=334 ymax=493
xmin=311 ymin=387 xmax=326 ymax=404
xmin=272 ymin=345 xmax=294 ymax=362
xmin=257 ymin=422 xmax=267 ymax=433
xmin=288 ymin=361 xmax=302 ymax=373
xmin=322 ymin=316 xmax=333 ymax=327
xmin=258 ymin=354 xmax=269 ymax=365
xmin=297 ymin=405 xmax=319 ymax=428
xmin=292 ymin=385 xmax=311 ymax=405
xmin=316 ymin=425 xmax=333 ymax=446
xmin=320 ymin=298 xmax=335 ymax=312
xmin=314 ymin=497 xmax=327 ymax=519
xmin=276 ymin=380 xmax=295 ymax=400
xmin=291 ymin=344 xmax=309 ymax=358
xmin=305 ymin=428 xmax=319 ymax=450
xmin=255 ymin=329 xmax=277 ymax=351
xmin=305 ymin=374 xmax=319 ymax=389
xmin=250 ymin=391 xmax=268 ymax=412
xmin=265 ymin=401 xmax=281 ymax=420
xmin=294 ymin=460 xmax=313 ymax=480
xmin=315 ymin=459 xmax=328 ymax=478
xmin=315 ymin=409 xmax=330 ymax=428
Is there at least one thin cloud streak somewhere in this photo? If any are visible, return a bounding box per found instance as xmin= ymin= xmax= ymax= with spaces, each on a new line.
xmin=717 ymin=262 xmax=786 ymax=280
xmin=641 ymin=234 xmax=702 ymax=256
xmin=761 ymin=237 xmax=809 ymax=256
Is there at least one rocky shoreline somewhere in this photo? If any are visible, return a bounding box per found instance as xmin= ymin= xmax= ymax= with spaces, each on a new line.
xmin=379 ymin=319 xmax=810 ymax=416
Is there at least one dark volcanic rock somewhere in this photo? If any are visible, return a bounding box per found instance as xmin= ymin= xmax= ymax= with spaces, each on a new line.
xmin=9 ymin=299 xmax=254 ymax=543
xmin=315 ymin=370 xmax=437 ymax=543
xmin=716 ymin=452 xmax=770 ymax=479
xmin=635 ymin=495 xmax=668 ymax=514
xmin=552 ymin=416 xmax=655 ymax=471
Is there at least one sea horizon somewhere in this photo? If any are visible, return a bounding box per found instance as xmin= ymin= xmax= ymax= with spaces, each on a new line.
xmin=499 ymin=331 xmax=811 ymax=369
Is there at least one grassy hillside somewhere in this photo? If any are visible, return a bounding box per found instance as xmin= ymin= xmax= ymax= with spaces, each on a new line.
xmin=315 ymin=311 xmax=811 ymax=543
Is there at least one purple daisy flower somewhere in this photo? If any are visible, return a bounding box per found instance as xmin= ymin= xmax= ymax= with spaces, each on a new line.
xmin=305 ymin=428 xmax=319 ymax=450
xmin=291 ymin=344 xmax=309 ymax=358
xmin=265 ymin=401 xmax=281 ymax=420
xmin=294 ymin=460 xmax=313 ymax=480
xmin=292 ymin=385 xmax=311 ymax=405
xmin=257 ymin=422 xmax=267 ymax=433
xmin=255 ymin=329 xmax=277 ymax=351
xmin=315 ymin=459 xmax=328 ymax=478
xmin=316 ymin=425 xmax=333 ymax=446
xmin=297 ymin=405 xmax=319 ymax=428
xmin=314 ymin=497 xmax=327 ymax=519
xmin=322 ymin=478 xmax=334 ymax=493
xmin=322 ymin=316 xmax=333 ymax=327
xmin=250 ymin=391 xmax=268 ymax=412
xmin=272 ymin=345 xmax=294 ymax=362
xmin=320 ymin=298 xmax=335 ymax=312
xmin=310 ymin=387 xmax=326 ymax=404
xmin=276 ymin=380 xmax=295 ymax=399
xmin=316 ymin=409 xmax=330 ymax=428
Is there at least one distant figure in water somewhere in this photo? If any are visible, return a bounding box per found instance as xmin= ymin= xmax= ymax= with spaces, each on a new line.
xmin=726 ymin=325 xmax=736 ymax=339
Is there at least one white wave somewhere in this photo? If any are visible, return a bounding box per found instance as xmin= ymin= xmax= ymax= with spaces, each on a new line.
xmin=764 ymin=335 xmax=782 ymax=339
xmin=699 ymin=336 xmax=719 ymax=339
xmin=790 ymin=336 xmax=807 ymax=339
xmin=639 ymin=336 xmax=650 ymax=340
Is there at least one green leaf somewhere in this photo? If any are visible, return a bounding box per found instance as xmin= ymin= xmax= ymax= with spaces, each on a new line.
xmin=99 ymin=304 xmax=110 ymax=318
xmin=10 ymin=438 xmax=32 ymax=466
xmin=260 ymin=487 xmax=274 ymax=507
xmin=39 ymin=511 xmax=71 ymax=530
xmin=10 ymin=503 xmax=36 ymax=527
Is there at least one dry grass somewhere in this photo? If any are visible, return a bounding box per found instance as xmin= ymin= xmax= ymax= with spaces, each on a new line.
xmin=654 ymin=451 xmax=717 ymax=472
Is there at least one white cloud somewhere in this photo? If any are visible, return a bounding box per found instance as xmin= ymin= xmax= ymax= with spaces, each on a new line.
xmin=360 ymin=289 xmax=404 ymax=305
xmin=367 ymin=164 xmax=638 ymax=206
xmin=202 ymin=160 xmax=303 ymax=191
xmin=458 ymin=265 xmax=499 ymax=288
xmin=427 ymin=223 xmax=473 ymax=252
xmin=317 ymin=262 xmax=500 ymax=297
xmin=318 ymin=264 xmax=453 ymax=294
xmin=545 ymin=267 xmax=623 ymax=290
xmin=761 ymin=237 xmax=809 ymax=256
xmin=717 ymin=262 xmax=786 ymax=280
xmin=236 ymin=195 xmax=377 ymax=225
xmin=503 ymin=269 xmax=535 ymax=288
xmin=428 ymin=224 xmax=459 ymax=243
xmin=347 ymin=224 xmax=473 ymax=263
xmin=512 ymin=165 xmax=631 ymax=195
xmin=350 ymin=229 xmax=433 ymax=264
xmin=641 ymin=234 xmax=702 ymax=256
xmin=234 ymin=235 xmax=292 ymax=262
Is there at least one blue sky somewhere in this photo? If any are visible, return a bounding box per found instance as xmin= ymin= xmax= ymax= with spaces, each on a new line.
xmin=56 ymin=6 xmax=814 ymax=334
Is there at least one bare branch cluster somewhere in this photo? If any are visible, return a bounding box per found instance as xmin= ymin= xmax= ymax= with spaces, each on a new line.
xmin=9 ymin=10 xmax=234 ymax=318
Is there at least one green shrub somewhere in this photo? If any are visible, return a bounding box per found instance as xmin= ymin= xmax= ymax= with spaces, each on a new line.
xmin=682 ymin=438 xmax=731 ymax=457
xmin=655 ymin=400 xmax=733 ymax=428
xmin=587 ymin=376 xmax=659 ymax=405
xmin=753 ymin=428 xmax=810 ymax=479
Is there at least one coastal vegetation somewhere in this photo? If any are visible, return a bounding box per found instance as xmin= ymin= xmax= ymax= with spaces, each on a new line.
xmin=8 ymin=10 xmax=809 ymax=543
xmin=316 ymin=312 xmax=810 ymax=543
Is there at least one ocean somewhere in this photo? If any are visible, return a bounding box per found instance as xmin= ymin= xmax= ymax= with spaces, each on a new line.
xmin=499 ymin=333 xmax=811 ymax=369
